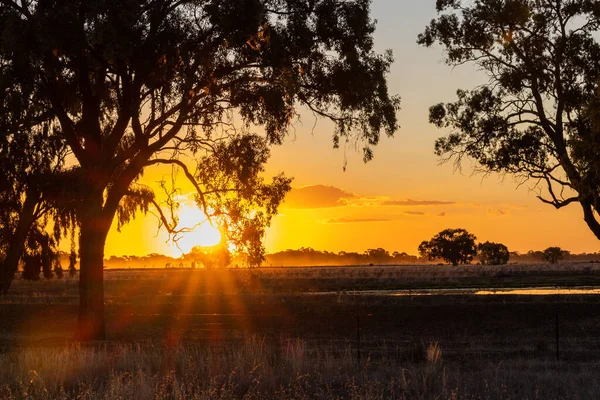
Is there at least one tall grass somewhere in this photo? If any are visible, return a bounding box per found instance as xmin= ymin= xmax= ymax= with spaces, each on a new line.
xmin=0 ymin=338 xmax=599 ymax=399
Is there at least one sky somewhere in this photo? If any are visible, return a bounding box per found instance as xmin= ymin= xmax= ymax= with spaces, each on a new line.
xmin=102 ymin=0 xmax=600 ymax=258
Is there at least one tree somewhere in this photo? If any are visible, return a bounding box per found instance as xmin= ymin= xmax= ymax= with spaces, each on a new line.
xmin=0 ymin=28 xmax=74 ymax=293
xmin=478 ymin=241 xmax=510 ymax=265
xmin=418 ymin=228 xmax=477 ymax=266
xmin=1 ymin=0 xmax=399 ymax=340
xmin=364 ymin=248 xmax=391 ymax=263
xmin=187 ymin=243 xmax=231 ymax=269
xmin=542 ymin=246 xmax=567 ymax=264
xmin=419 ymin=1 xmax=600 ymax=240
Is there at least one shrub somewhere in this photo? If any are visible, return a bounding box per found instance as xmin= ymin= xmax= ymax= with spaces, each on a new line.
xmin=478 ymin=242 xmax=510 ymax=265
xmin=418 ymin=228 xmax=477 ymax=266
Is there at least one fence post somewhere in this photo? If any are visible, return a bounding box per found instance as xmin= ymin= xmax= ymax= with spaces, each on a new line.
xmin=356 ymin=313 xmax=361 ymax=367
xmin=555 ymin=312 xmax=560 ymax=361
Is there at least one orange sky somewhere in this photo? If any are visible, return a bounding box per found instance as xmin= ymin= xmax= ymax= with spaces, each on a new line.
xmin=101 ymin=0 xmax=600 ymax=258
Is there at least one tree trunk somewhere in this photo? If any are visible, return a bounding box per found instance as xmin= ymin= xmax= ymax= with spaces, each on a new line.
xmin=582 ymin=200 xmax=600 ymax=241
xmin=0 ymin=193 xmax=39 ymax=294
xmin=74 ymin=190 xmax=110 ymax=341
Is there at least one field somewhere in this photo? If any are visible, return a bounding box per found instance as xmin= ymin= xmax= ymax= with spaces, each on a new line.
xmin=1 ymin=264 xmax=600 ymax=399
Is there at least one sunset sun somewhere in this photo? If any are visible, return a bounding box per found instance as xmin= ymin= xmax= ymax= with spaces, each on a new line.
xmin=170 ymin=204 xmax=222 ymax=254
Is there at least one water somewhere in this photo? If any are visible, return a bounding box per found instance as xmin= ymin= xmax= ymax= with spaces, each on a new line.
xmin=310 ymin=287 xmax=600 ymax=296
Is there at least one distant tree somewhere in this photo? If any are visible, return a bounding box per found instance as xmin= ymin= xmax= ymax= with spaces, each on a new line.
xmin=418 ymin=229 xmax=477 ymax=266
xmin=188 ymin=244 xmax=231 ymax=269
xmin=478 ymin=242 xmax=510 ymax=266
xmin=364 ymin=248 xmax=391 ymax=264
xmin=392 ymin=251 xmax=418 ymax=263
xmin=1 ymin=0 xmax=399 ymax=340
xmin=542 ymin=247 xmax=566 ymax=264
xmin=527 ymin=250 xmax=545 ymax=262
xmin=419 ymin=1 xmax=600 ymax=241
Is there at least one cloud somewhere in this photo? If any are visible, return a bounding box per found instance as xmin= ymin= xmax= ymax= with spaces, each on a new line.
xmin=404 ymin=211 xmax=425 ymax=216
xmin=437 ymin=212 xmax=447 ymax=217
xmin=326 ymin=217 xmax=391 ymax=224
xmin=283 ymin=185 xmax=356 ymax=209
xmin=381 ymin=199 xmax=456 ymax=206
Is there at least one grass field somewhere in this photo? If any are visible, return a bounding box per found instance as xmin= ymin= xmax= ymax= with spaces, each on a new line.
xmin=1 ymin=264 xmax=600 ymax=399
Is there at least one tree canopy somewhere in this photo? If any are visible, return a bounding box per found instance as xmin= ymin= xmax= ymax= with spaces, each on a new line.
xmin=419 ymin=0 xmax=600 ymax=240
xmin=0 ymin=0 xmax=399 ymax=340
xmin=418 ymin=228 xmax=477 ymax=266
xmin=478 ymin=241 xmax=510 ymax=266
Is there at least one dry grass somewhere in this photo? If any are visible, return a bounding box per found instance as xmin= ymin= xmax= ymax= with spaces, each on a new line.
xmin=1 ymin=339 xmax=599 ymax=399
xmin=3 ymin=266 xmax=600 ymax=398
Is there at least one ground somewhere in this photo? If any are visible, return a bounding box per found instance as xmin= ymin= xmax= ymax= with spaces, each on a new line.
xmin=1 ymin=264 xmax=600 ymax=398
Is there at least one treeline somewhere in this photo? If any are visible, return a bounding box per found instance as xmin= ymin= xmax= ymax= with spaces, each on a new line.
xmin=265 ymin=247 xmax=600 ymax=267
xmin=265 ymin=248 xmax=420 ymax=266
xmin=102 ymin=247 xmax=600 ymax=269
xmin=18 ymin=246 xmax=600 ymax=273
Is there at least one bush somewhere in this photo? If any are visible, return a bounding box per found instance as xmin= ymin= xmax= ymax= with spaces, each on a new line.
xmin=542 ymin=247 xmax=567 ymax=264
xmin=478 ymin=242 xmax=510 ymax=265
xmin=418 ymin=228 xmax=477 ymax=266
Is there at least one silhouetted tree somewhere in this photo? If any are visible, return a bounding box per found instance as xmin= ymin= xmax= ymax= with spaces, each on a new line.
xmin=478 ymin=242 xmax=510 ymax=265
xmin=188 ymin=244 xmax=231 ymax=269
xmin=364 ymin=248 xmax=391 ymax=264
xmin=418 ymin=228 xmax=477 ymax=266
xmin=419 ymin=1 xmax=600 ymax=240
xmin=1 ymin=0 xmax=399 ymax=340
xmin=392 ymin=251 xmax=419 ymax=263
xmin=0 ymin=54 xmax=72 ymax=292
xmin=542 ymin=247 xmax=566 ymax=264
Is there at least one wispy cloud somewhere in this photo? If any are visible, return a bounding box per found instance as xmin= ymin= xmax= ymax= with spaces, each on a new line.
xmin=326 ymin=217 xmax=391 ymax=224
xmin=404 ymin=211 xmax=426 ymax=216
xmin=381 ymin=199 xmax=456 ymax=206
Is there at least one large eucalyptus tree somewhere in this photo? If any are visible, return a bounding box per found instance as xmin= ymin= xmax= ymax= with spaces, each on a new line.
xmin=0 ymin=0 xmax=399 ymax=340
xmin=420 ymin=0 xmax=600 ymax=238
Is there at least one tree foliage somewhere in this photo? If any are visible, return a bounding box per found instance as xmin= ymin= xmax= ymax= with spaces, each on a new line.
xmin=419 ymin=0 xmax=600 ymax=239
xmin=418 ymin=228 xmax=477 ymax=266
xmin=478 ymin=241 xmax=510 ymax=265
xmin=21 ymin=228 xmax=61 ymax=280
xmin=0 ymin=24 xmax=74 ymax=292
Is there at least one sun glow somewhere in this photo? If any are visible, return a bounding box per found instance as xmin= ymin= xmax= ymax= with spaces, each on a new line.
xmin=169 ymin=204 xmax=222 ymax=255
